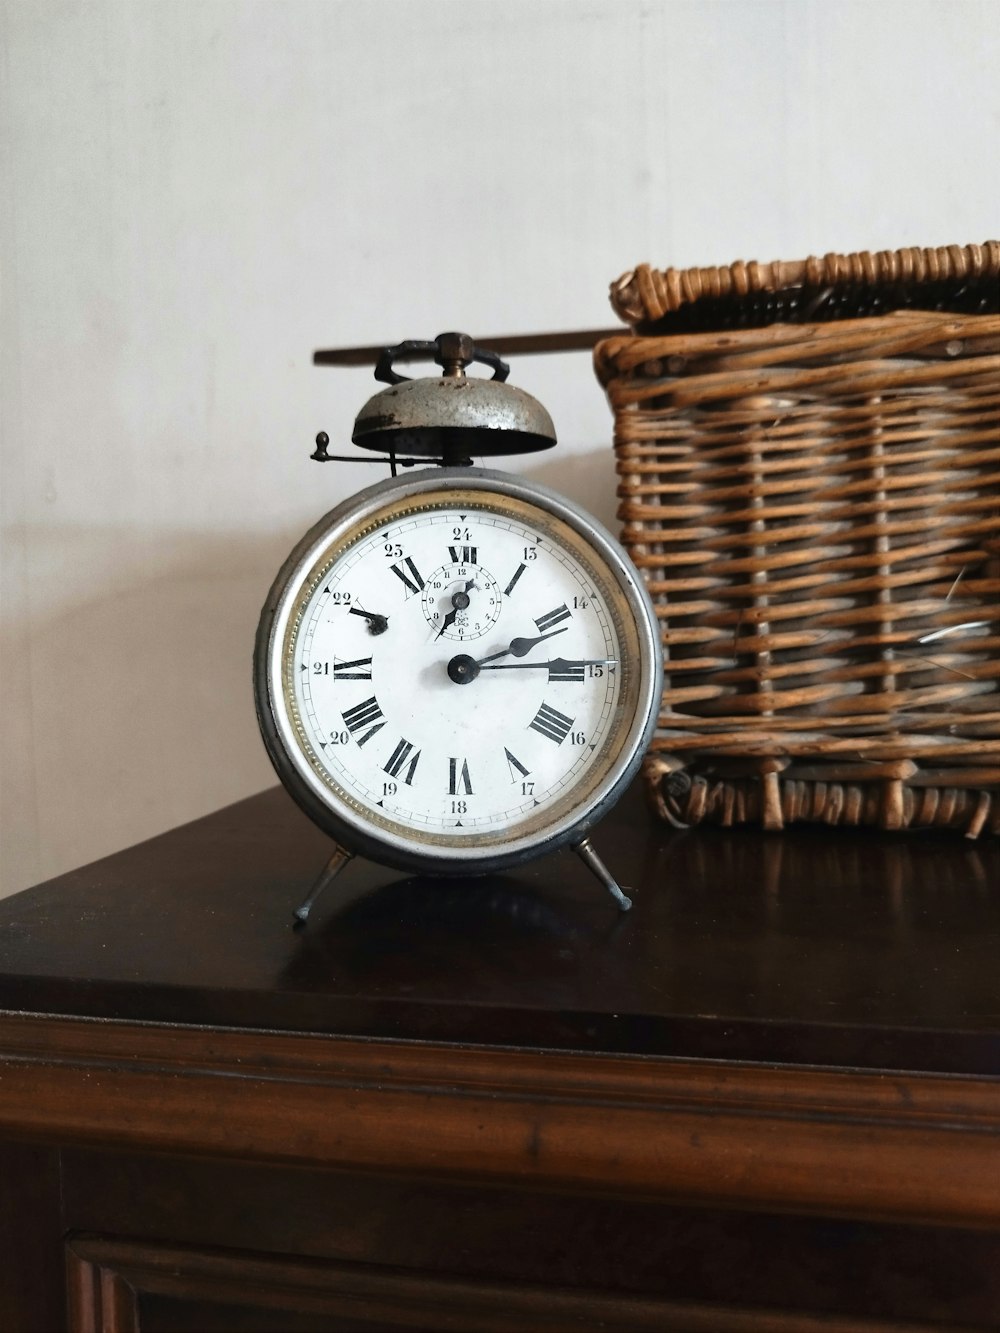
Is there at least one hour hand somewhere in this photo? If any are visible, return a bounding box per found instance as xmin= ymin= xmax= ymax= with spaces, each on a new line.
xmin=476 ymin=626 xmax=567 ymax=666
xmin=349 ymin=605 xmax=389 ymax=636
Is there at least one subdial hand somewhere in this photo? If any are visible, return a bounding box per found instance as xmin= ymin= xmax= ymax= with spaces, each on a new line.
xmin=349 ymin=605 xmax=389 ymax=636
xmin=435 ymin=579 xmax=478 ymax=639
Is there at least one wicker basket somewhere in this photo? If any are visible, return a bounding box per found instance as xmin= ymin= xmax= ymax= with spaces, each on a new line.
xmin=596 ymin=243 xmax=1000 ymax=837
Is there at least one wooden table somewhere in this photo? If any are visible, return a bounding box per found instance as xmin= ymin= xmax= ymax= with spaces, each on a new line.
xmin=1 ymin=783 xmax=998 ymax=1331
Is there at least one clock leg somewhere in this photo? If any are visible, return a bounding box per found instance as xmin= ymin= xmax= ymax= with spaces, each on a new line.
xmin=572 ymin=837 xmax=632 ymax=912
xmin=293 ymin=843 xmax=355 ymax=925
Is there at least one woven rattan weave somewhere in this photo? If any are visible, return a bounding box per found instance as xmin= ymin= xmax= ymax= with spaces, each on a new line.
xmin=597 ymin=244 xmax=1000 ymax=836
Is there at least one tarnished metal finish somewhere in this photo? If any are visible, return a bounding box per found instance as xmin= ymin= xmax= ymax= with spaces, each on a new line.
xmin=352 ymin=332 xmax=556 ymax=461
xmin=352 ymin=376 xmax=557 ymax=458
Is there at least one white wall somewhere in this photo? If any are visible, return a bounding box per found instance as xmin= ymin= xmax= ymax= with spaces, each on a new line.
xmin=2 ymin=0 xmax=997 ymax=897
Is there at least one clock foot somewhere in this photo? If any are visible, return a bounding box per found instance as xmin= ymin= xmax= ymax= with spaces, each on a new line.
xmin=293 ymin=844 xmax=354 ymax=925
xmin=572 ymin=837 xmax=632 ymax=912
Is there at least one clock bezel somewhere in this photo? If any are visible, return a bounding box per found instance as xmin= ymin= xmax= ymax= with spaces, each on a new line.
xmin=254 ymin=466 xmax=662 ymax=876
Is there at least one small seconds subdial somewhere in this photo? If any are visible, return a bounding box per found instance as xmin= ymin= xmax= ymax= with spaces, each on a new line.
xmin=421 ymin=552 xmax=502 ymax=642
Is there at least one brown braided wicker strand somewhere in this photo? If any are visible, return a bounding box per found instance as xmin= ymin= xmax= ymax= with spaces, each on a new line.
xmin=597 ymin=243 xmax=1000 ymax=837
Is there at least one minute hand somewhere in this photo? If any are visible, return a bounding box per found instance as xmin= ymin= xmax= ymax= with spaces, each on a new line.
xmin=480 ymin=656 xmax=618 ymax=673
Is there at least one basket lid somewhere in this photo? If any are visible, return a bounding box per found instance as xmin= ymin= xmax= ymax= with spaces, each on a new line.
xmin=610 ymin=241 xmax=1000 ymax=335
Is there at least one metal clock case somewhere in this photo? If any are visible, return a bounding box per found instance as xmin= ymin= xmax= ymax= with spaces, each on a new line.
xmin=254 ymin=334 xmax=662 ymax=919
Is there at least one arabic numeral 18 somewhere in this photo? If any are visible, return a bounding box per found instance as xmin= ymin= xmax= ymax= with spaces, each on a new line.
xmin=451 ymin=800 xmax=467 ymax=815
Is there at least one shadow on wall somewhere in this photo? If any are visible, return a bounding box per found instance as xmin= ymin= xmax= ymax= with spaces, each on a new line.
xmin=1 ymin=444 xmax=622 ymax=897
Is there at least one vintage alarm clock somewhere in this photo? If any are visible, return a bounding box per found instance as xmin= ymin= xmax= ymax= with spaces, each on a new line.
xmin=254 ymin=333 xmax=662 ymax=920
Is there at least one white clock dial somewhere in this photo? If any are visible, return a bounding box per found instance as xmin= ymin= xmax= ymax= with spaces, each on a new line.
xmin=258 ymin=470 xmax=660 ymax=875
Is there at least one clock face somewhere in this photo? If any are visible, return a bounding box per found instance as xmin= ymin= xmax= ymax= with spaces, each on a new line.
xmin=258 ymin=471 xmax=659 ymax=872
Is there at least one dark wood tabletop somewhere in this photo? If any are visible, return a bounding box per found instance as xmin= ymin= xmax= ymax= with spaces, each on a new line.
xmin=3 ymin=781 xmax=998 ymax=1076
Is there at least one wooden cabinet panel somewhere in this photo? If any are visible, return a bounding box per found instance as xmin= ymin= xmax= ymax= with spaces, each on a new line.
xmin=67 ymin=1234 xmax=990 ymax=1333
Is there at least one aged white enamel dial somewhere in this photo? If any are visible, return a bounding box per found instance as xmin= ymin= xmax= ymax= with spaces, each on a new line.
xmin=255 ymin=468 xmax=661 ymax=891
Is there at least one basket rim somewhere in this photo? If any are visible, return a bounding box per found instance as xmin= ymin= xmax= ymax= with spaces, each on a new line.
xmin=593 ymin=308 xmax=1000 ymax=385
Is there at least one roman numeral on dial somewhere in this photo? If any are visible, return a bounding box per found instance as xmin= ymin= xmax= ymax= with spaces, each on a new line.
xmin=383 ymin=738 xmax=420 ymax=784
xmin=547 ymin=661 xmax=586 ymax=682
xmin=504 ymin=747 xmax=530 ymax=780
xmin=341 ymin=695 xmax=386 ymax=746
xmin=448 ymin=545 xmax=477 ymax=565
xmin=534 ymin=604 xmax=571 ymax=634
xmin=529 ymin=701 xmax=574 ymax=744
xmin=448 ymin=757 xmax=473 ymax=795
xmin=503 ymin=563 xmax=526 ymax=597
xmin=389 ymin=557 xmax=425 ymax=596
xmin=332 ymin=656 xmax=373 ymax=680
